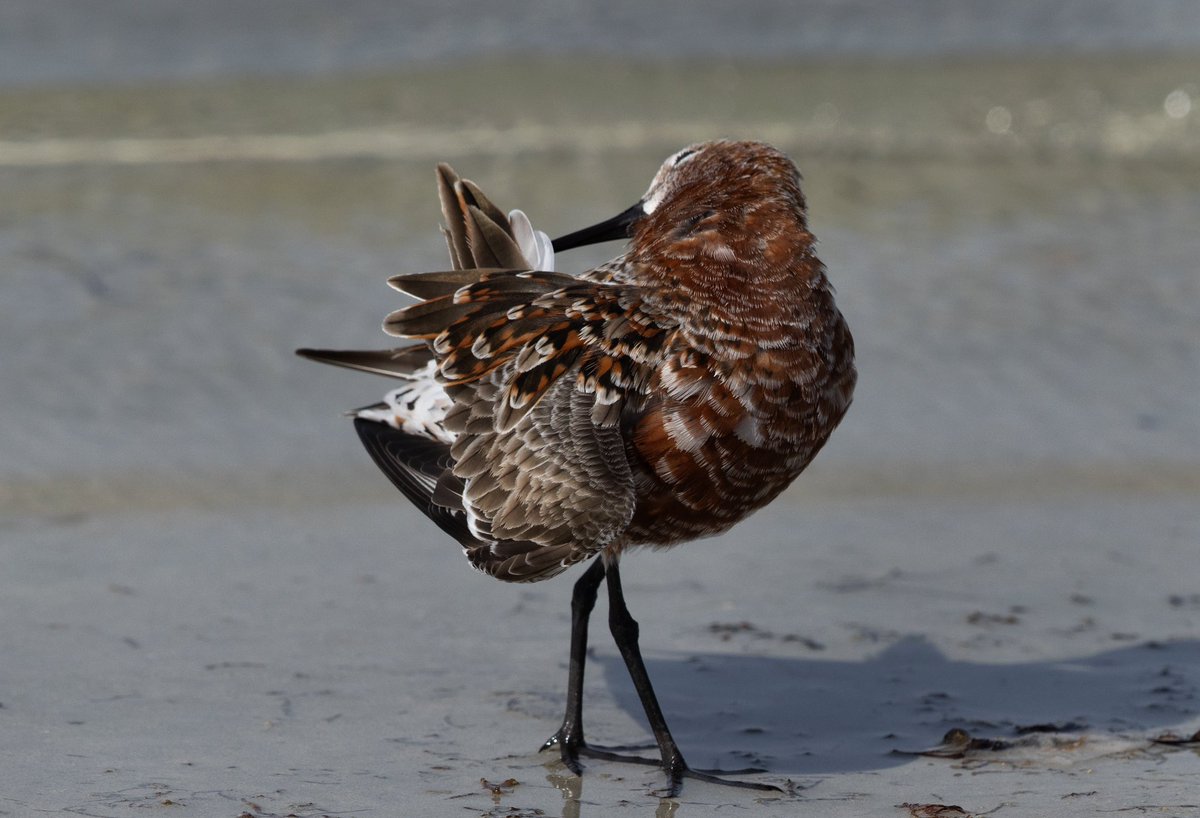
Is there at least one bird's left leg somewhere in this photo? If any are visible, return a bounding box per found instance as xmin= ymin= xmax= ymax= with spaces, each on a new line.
xmin=604 ymin=558 xmax=779 ymax=797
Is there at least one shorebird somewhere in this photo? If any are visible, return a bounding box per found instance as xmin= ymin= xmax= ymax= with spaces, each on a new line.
xmin=298 ymin=140 xmax=856 ymax=796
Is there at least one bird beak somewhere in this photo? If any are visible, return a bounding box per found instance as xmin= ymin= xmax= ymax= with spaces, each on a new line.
xmin=551 ymin=201 xmax=645 ymax=252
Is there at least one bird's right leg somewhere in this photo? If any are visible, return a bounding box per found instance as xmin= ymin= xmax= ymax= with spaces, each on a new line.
xmin=540 ymin=557 xmax=606 ymax=773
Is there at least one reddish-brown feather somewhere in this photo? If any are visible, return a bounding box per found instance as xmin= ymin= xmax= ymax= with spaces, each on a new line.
xmin=310 ymin=141 xmax=855 ymax=581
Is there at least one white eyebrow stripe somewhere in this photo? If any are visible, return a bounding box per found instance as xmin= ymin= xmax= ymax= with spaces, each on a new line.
xmin=642 ymin=145 xmax=706 ymax=214
xmin=672 ymin=147 xmax=699 ymax=165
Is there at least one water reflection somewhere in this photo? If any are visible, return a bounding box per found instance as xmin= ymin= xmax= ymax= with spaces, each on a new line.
xmin=545 ymin=762 xmax=690 ymax=817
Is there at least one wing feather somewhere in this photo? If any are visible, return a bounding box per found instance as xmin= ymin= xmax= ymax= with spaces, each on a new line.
xmin=382 ymin=269 xmax=678 ymax=566
xmin=300 ymin=163 xmax=667 ymax=582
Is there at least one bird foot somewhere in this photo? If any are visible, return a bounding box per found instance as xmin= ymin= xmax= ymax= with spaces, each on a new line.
xmin=541 ymin=731 xmax=779 ymax=797
xmin=657 ymin=763 xmax=781 ymax=798
xmin=541 ymin=730 xmax=660 ymax=774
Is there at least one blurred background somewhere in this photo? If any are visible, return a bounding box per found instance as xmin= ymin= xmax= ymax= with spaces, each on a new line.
xmin=2 ymin=0 xmax=1200 ymax=503
xmin=3 ymin=2 xmax=1198 ymax=816
xmin=3 ymin=0 xmax=1198 ymax=505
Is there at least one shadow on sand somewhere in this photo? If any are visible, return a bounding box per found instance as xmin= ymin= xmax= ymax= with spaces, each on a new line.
xmin=595 ymin=636 xmax=1200 ymax=774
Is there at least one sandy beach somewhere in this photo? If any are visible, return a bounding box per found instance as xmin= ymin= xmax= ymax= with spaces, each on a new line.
xmin=3 ymin=4 xmax=1199 ymax=816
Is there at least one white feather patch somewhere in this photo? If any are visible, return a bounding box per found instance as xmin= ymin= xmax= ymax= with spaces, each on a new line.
xmin=662 ymin=410 xmax=712 ymax=453
xmin=354 ymin=360 xmax=454 ymax=443
xmin=733 ymin=412 xmax=765 ymax=446
xmin=509 ymin=209 xmax=555 ymax=271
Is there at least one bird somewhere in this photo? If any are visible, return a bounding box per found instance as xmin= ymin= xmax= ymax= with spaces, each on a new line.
xmin=297 ymin=140 xmax=856 ymax=796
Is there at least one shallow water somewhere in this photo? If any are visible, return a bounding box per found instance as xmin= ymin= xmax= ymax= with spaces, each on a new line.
xmin=3 ymin=0 xmax=1200 ymax=86
xmin=2 ymin=40 xmax=1199 ymax=818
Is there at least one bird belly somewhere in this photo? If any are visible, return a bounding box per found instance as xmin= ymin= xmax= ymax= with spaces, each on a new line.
xmin=622 ymin=358 xmax=853 ymax=548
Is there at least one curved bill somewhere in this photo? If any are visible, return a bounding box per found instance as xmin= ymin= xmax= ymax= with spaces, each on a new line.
xmin=551 ymin=202 xmax=645 ymax=252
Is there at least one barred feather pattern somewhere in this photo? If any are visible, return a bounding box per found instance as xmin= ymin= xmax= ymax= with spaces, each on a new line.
xmin=384 ymin=269 xmax=675 ymax=577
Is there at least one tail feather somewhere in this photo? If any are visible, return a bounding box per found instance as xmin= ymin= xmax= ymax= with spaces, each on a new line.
xmin=436 ymin=163 xmax=472 ymax=269
xmin=436 ymin=163 xmax=531 ymax=270
xmin=354 ymin=417 xmax=473 ymax=545
xmin=295 ymin=345 xmax=431 ymax=379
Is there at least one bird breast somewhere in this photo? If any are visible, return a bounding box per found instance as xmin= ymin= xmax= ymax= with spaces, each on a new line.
xmin=622 ymin=300 xmax=855 ymax=548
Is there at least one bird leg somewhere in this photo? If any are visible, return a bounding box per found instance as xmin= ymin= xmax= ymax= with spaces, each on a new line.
xmin=540 ymin=558 xmax=606 ymax=772
xmin=541 ymin=557 xmax=778 ymax=796
xmin=604 ymin=559 xmax=780 ymax=797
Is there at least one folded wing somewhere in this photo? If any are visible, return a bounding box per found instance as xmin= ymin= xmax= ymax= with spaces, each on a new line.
xmin=300 ymin=164 xmax=669 ymax=582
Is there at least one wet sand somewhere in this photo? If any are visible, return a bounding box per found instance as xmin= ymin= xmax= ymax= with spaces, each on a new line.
xmin=3 ymin=45 xmax=1199 ymax=817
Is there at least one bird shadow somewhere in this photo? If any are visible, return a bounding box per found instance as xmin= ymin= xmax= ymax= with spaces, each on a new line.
xmin=595 ymin=636 xmax=1200 ymax=775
